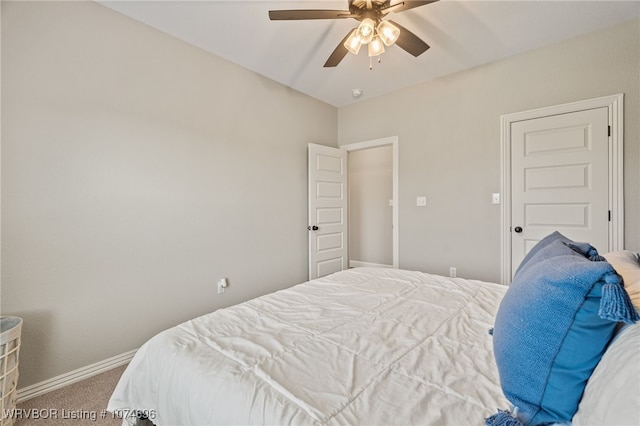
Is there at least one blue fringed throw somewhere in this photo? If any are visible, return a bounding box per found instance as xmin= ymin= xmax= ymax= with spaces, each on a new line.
xmin=590 ymin=252 xmax=638 ymax=323
xmin=600 ymin=274 xmax=640 ymax=323
xmin=490 ymin=232 xmax=639 ymax=426
xmin=486 ymin=409 xmax=523 ymax=426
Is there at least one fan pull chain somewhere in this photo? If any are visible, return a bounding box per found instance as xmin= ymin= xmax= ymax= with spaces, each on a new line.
xmin=369 ymin=56 xmax=382 ymax=71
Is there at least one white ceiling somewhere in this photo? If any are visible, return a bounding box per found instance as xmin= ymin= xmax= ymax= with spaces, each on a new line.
xmin=99 ymin=0 xmax=640 ymax=107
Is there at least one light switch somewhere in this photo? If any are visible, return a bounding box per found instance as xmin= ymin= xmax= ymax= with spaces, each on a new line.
xmin=416 ymin=196 xmax=427 ymax=207
xmin=492 ymin=193 xmax=500 ymax=204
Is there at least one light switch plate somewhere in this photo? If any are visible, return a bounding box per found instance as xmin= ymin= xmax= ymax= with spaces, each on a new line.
xmin=416 ymin=196 xmax=427 ymax=207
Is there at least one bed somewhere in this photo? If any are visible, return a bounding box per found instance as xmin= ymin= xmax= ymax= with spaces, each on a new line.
xmin=108 ymin=240 xmax=640 ymax=426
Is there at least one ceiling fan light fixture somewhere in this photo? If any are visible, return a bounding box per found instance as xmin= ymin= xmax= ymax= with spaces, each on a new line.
xmin=269 ymin=0 xmax=435 ymax=68
xmin=344 ymin=29 xmax=362 ymax=54
xmin=368 ymin=35 xmax=385 ymax=57
xmin=356 ymin=18 xmax=375 ymax=44
xmin=377 ymin=20 xmax=400 ymax=46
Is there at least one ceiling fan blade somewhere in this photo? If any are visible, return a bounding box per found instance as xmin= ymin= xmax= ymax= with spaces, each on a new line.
xmin=388 ymin=20 xmax=429 ymax=57
xmin=323 ymin=31 xmax=353 ymax=67
xmin=269 ymin=10 xmax=353 ymax=20
xmin=381 ymin=1 xmax=438 ymax=15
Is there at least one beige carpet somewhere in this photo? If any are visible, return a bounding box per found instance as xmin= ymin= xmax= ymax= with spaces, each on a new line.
xmin=15 ymin=364 xmax=127 ymax=426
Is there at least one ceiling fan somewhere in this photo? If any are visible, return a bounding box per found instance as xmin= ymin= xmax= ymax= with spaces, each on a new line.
xmin=269 ymin=0 xmax=438 ymax=68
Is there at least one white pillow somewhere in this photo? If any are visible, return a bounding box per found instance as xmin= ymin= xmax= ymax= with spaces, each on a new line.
xmin=573 ymin=251 xmax=640 ymax=426
xmin=572 ymin=322 xmax=640 ymax=425
xmin=602 ymin=250 xmax=640 ymax=312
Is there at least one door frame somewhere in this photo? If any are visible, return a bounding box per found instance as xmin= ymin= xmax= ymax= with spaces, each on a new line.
xmin=342 ymin=136 xmax=399 ymax=269
xmin=500 ymin=94 xmax=624 ymax=284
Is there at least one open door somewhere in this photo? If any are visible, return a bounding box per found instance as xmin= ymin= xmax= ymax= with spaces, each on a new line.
xmin=308 ymin=143 xmax=348 ymax=280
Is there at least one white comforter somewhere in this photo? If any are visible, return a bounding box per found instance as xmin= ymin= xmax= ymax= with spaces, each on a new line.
xmin=108 ymin=267 xmax=509 ymax=425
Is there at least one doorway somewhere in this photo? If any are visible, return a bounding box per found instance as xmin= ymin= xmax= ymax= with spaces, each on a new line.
xmin=343 ymin=136 xmax=399 ymax=270
xmin=348 ymin=145 xmax=393 ymax=268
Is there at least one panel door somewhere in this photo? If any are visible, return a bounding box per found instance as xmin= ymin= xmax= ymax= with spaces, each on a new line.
xmin=511 ymin=107 xmax=609 ymax=274
xmin=308 ymin=143 xmax=348 ymax=280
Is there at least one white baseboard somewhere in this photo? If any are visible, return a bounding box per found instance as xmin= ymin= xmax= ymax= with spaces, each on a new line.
xmin=349 ymin=260 xmax=393 ymax=269
xmin=17 ymin=349 xmax=137 ymax=403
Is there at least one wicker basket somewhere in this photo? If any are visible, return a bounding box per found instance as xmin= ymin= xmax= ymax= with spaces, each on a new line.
xmin=0 ymin=317 xmax=22 ymax=426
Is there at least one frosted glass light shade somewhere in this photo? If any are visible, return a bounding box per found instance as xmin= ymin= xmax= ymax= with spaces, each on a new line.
xmin=377 ymin=21 xmax=400 ymax=46
xmin=357 ymin=18 xmax=375 ymax=44
xmin=368 ymin=36 xmax=385 ymax=57
xmin=343 ymin=29 xmax=362 ymax=55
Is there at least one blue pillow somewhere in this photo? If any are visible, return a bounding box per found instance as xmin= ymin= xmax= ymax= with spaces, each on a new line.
xmin=513 ymin=231 xmax=594 ymax=277
xmin=488 ymin=236 xmax=639 ymax=426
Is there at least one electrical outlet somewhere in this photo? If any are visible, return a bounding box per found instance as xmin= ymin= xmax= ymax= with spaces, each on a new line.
xmin=449 ymin=267 xmax=457 ymax=278
xmin=416 ymin=196 xmax=427 ymax=207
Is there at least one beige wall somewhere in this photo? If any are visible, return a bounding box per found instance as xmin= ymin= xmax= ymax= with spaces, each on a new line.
xmin=338 ymin=19 xmax=640 ymax=283
xmin=1 ymin=1 xmax=337 ymax=388
xmin=348 ymin=146 xmax=393 ymax=266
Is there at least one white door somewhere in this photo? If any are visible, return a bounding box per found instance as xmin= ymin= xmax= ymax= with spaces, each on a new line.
xmin=308 ymin=143 xmax=348 ymax=280
xmin=510 ymin=107 xmax=610 ymax=274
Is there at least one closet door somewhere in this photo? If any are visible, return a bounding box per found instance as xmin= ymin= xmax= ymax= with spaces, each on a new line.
xmin=510 ymin=107 xmax=610 ymax=275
